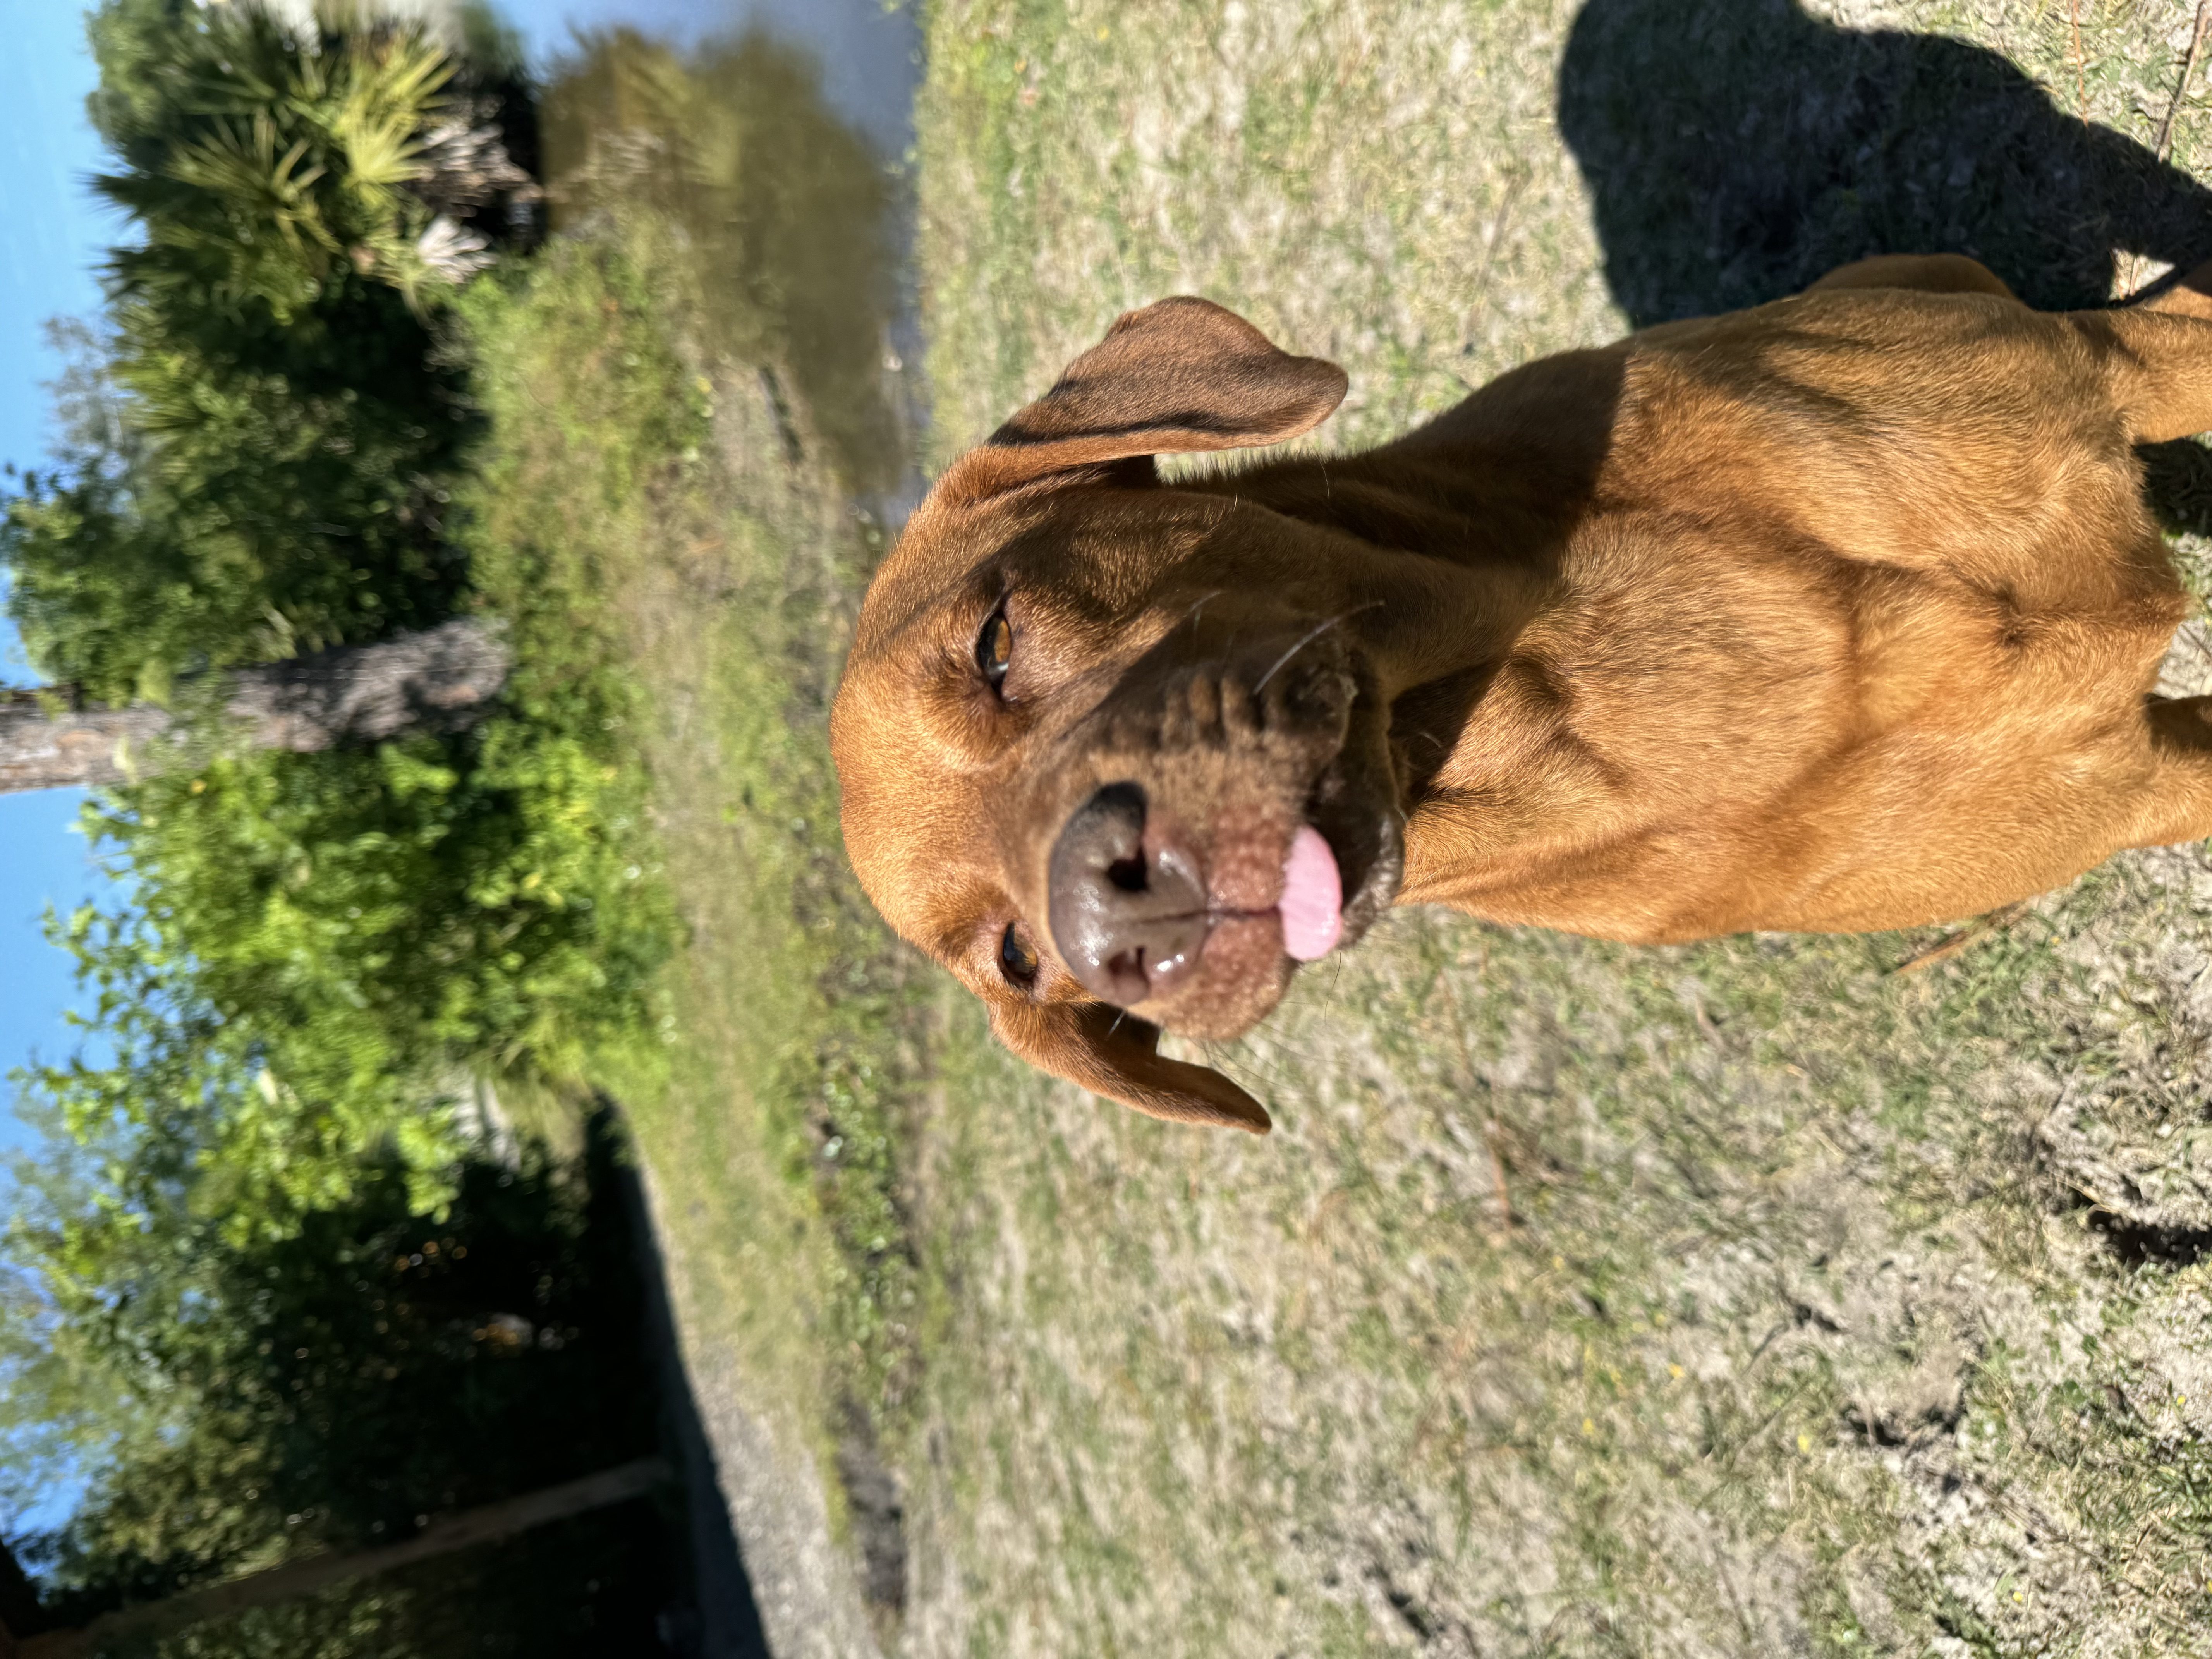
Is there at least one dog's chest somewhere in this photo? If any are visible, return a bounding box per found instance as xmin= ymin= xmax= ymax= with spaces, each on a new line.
xmin=1393 ymin=504 xmax=2176 ymax=938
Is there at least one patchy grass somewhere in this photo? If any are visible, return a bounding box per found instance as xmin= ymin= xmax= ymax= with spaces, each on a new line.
xmin=905 ymin=2 xmax=2212 ymax=1654
xmin=459 ymin=178 xmax=933 ymax=1624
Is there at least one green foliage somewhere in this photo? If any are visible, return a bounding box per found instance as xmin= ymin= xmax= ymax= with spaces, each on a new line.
xmin=0 ymin=10 xmax=698 ymax=1648
xmin=3 ymin=1 xmax=482 ymax=699
xmin=132 ymin=1589 xmax=410 ymax=1659
xmin=7 ymin=0 xmax=671 ymax=1249
xmin=542 ymin=27 xmax=902 ymax=491
xmin=91 ymin=4 xmax=455 ymax=320
xmin=3 ymin=1121 xmax=682 ymax=1656
xmin=27 ymin=704 xmax=668 ymax=1236
xmin=458 ymin=170 xmax=934 ymax=1437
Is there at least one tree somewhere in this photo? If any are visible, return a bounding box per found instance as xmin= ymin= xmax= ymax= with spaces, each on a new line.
xmin=0 ymin=2 xmax=669 ymax=1235
xmin=0 ymin=620 xmax=510 ymax=795
xmin=22 ymin=700 xmax=669 ymax=1237
xmin=17 ymin=1458 xmax=671 ymax=1659
xmin=2 ymin=2 xmax=535 ymax=701
xmin=3 ymin=1118 xmax=696 ymax=1657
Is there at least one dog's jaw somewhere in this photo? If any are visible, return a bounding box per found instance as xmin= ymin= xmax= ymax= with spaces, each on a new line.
xmin=1119 ymin=673 xmax=1406 ymax=1042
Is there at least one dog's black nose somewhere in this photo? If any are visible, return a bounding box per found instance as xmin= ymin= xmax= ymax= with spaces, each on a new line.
xmin=1048 ymin=781 xmax=1208 ymax=1006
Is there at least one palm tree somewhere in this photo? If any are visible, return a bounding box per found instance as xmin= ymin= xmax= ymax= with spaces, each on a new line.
xmin=94 ymin=7 xmax=489 ymax=321
xmin=5 ymin=3 xmax=539 ymax=710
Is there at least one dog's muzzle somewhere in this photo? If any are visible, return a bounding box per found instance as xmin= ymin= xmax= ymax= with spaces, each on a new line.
xmin=1048 ymin=781 xmax=1209 ymax=1005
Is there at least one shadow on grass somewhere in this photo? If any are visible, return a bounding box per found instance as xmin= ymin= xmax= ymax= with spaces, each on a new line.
xmin=607 ymin=1115 xmax=775 ymax=1659
xmin=1558 ymin=0 xmax=2212 ymax=531
xmin=1558 ymin=0 xmax=2212 ymax=320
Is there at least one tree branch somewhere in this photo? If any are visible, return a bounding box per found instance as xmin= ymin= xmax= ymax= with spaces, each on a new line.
xmin=14 ymin=1457 xmax=669 ymax=1658
xmin=0 ymin=620 xmax=511 ymax=795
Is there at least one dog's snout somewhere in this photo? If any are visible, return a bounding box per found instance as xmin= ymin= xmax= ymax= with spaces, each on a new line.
xmin=1048 ymin=782 xmax=1209 ymax=1006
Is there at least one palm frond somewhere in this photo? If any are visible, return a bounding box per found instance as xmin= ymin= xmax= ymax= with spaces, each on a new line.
xmin=330 ymin=31 xmax=454 ymax=194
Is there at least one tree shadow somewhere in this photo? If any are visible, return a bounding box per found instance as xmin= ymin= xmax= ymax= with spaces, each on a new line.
xmin=606 ymin=1116 xmax=774 ymax=1659
xmin=20 ymin=1111 xmax=763 ymax=1657
xmin=1556 ymin=0 xmax=2212 ymax=530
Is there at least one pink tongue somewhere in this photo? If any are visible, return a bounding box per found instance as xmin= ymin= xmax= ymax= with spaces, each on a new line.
xmin=1279 ymin=825 xmax=1344 ymax=961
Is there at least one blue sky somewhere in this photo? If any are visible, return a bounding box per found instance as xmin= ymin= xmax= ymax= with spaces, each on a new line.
xmin=521 ymin=0 xmax=918 ymax=152
xmin=0 ymin=2 xmax=122 ymax=1175
xmin=0 ymin=0 xmax=120 ymax=1554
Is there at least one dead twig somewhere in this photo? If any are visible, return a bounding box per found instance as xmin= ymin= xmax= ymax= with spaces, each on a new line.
xmin=1434 ymin=957 xmax=1520 ymax=1228
xmin=2155 ymin=0 xmax=2212 ymax=162
xmin=1888 ymin=901 xmax=2030 ymax=977
xmin=2071 ymin=0 xmax=2090 ymax=120
xmin=1468 ymin=167 xmax=1529 ymax=307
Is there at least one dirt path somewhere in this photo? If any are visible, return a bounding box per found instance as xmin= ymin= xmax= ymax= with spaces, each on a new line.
xmin=637 ymin=1159 xmax=886 ymax=1659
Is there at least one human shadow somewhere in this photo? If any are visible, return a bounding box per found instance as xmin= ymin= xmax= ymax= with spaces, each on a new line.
xmin=1557 ymin=0 xmax=2212 ymax=321
xmin=1556 ymin=0 xmax=2212 ymax=528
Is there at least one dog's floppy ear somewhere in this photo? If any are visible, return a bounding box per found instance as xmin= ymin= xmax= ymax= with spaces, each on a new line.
xmin=991 ymin=999 xmax=1273 ymax=1134
xmin=935 ymin=297 xmax=1348 ymax=507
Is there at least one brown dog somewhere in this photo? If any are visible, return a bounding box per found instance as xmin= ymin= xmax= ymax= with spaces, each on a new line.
xmin=831 ymin=254 xmax=2212 ymax=1133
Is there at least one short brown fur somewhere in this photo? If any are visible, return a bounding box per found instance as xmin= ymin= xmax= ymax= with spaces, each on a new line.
xmin=831 ymin=258 xmax=2212 ymax=1133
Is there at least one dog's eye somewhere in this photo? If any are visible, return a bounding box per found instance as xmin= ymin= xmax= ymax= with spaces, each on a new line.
xmin=975 ymin=604 xmax=1013 ymax=692
xmin=999 ymin=921 xmax=1038 ymax=984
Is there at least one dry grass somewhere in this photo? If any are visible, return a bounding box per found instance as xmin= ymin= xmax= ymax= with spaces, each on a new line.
xmin=900 ymin=3 xmax=2212 ymax=1653
xmin=477 ymin=7 xmax=2212 ymax=1654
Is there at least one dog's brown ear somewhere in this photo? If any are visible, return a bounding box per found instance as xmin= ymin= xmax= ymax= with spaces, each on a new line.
xmin=991 ymin=1000 xmax=1273 ymax=1134
xmin=936 ymin=297 xmax=1347 ymax=506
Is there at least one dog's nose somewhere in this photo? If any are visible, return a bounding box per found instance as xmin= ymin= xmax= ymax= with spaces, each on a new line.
xmin=1048 ymin=782 xmax=1208 ymax=1006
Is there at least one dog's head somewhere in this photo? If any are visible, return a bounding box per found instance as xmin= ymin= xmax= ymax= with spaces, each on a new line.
xmin=831 ymin=299 xmax=1407 ymax=1132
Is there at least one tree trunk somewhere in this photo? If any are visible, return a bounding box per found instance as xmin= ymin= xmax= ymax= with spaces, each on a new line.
xmin=0 ymin=620 xmax=511 ymax=795
xmin=13 ymin=1458 xmax=670 ymax=1658
xmin=0 ymin=1534 xmax=52 ymax=1655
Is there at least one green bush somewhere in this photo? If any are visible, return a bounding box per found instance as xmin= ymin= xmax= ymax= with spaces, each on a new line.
xmin=541 ymin=26 xmax=900 ymax=492
xmin=33 ymin=708 xmax=669 ymax=1235
xmin=0 ymin=10 xmax=691 ymax=1645
xmin=5 ymin=2 xmax=672 ymax=1237
xmin=6 ymin=1122 xmax=684 ymax=1657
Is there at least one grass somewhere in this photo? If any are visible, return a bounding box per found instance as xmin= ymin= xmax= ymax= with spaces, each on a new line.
xmin=465 ymin=5 xmax=2212 ymax=1656
xmin=456 ymin=179 xmax=933 ymax=1627
xmin=900 ymin=2 xmax=2212 ymax=1654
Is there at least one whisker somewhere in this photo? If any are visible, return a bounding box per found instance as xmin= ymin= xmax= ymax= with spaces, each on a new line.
xmin=1252 ymin=601 xmax=1385 ymax=693
xmin=1179 ymin=589 xmax=1225 ymax=634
